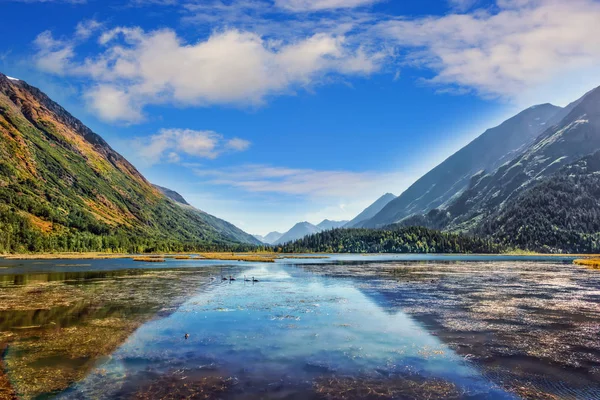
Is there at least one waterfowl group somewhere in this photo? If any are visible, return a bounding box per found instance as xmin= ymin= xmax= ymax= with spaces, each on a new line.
xmin=220 ymin=274 xmax=260 ymax=283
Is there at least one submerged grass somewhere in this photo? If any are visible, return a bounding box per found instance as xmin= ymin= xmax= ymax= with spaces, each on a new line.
xmin=313 ymin=376 xmax=461 ymax=399
xmin=132 ymin=373 xmax=234 ymax=399
xmin=0 ymin=268 xmax=217 ymax=399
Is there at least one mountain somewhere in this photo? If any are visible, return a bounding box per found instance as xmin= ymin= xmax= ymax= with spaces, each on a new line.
xmin=273 ymin=222 xmax=322 ymax=245
xmin=317 ymin=219 xmax=348 ymax=230
xmin=153 ymin=184 xmax=190 ymax=206
xmin=439 ymin=85 xmax=600 ymax=233
xmin=476 ymin=150 xmax=600 ymax=253
xmin=0 ymin=73 xmax=259 ymax=253
xmin=152 ymin=185 xmax=260 ymax=245
xmin=345 ymin=193 xmax=396 ymax=228
xmin=253 ymin=231 xmax=283 ymax=244
xmin=362 ymin=104 xmax=570 ymax=228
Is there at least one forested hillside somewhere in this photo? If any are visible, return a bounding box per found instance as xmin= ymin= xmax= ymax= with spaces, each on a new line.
xmin=0 ymin=73 xmax=259 ymax=253
xmin=278 ymin=226 xmax=502 ymax=254
xmin=477 ymin=150 xmax=600 ymax=253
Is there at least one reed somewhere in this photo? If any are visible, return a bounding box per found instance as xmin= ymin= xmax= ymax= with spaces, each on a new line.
xmin=573 ymin=258 xmax=600 ymax=269
xmin=133 ymin=257 xmax=166 ymax=263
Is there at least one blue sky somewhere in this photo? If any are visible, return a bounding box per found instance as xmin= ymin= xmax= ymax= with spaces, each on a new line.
xmin=1 ymin=0 xmax=600 ymax=234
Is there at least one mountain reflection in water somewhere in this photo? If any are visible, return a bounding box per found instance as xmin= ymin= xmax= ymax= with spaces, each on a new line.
xmin=0 ymin=257 xmax=597 ymax=399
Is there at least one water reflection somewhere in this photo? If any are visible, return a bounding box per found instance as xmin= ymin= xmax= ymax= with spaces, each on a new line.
xmin=1 ymin=258 xmax=595 ymax=399
xmin=57 ymin=265 xmax=511 ymax=399
xmin=0 ymin=266 xmax=236 ymax=399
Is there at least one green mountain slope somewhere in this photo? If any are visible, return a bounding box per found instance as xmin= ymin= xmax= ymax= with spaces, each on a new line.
xmin=153 ymin=185 xmax=260 ymax=245
xmin=0 ymin=73 xmax=259 ymax=253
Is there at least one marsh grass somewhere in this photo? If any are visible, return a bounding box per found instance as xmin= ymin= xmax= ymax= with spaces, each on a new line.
xmin=574 ymin=259 xmax=600 ymax=268
xmin=133 ymin=257 xmax=166 ymax=262
xmin=199 ymin=253 xmax=277 ymax=263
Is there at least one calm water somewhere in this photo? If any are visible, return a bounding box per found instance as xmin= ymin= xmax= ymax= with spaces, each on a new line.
xmin=0 ymin=255 xmax=597 ymax=399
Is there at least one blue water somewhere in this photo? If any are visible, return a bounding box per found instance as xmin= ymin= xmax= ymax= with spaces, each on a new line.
xmin=55 ymin=263 xmax=515 ymax=399
xmin=0 ymin=253 xmax=578 ymax=275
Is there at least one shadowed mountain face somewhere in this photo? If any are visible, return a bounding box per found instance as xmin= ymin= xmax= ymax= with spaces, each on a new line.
xmin=363 ymin=103 xmax=567 ymax=228
xmin=0 ymin=73 xmax=258 ymax=252
xmin=317 ymin=219 xmax=348 ymax=230
xmin=383 ymin=85 xmax=600 ymax=252
xmin=345 ymin=193 xmax=396 ymax=228
xmin=442 ymin=86 xmax=600 ymax=233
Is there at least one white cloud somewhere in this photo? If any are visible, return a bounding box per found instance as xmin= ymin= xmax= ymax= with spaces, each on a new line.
xmin=75 ymin=19 xmax=103 ymax=39
xmin=378 ymin=0 xmax=600 ymax=101
xmin=33 ymin=31 xmax=75 ymax=75
xmin=193 ymin=164 xmax=408 ymax=198
xmin=34 ymin=27 xmax=385 ymax=122
xmin=274 ymin=0 xmax=382 ymax=12
xmin=132 ymin=129 xmax=251 ymax=165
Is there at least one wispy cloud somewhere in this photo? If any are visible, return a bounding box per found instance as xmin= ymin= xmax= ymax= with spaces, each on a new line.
xmin=28 ymin=0 xmax=600 ymax=122
xmin=377 ymin=0 xmax=600 ymax=100
xmin=274 ymin=0 xmax=383 ymax=12
xmin=193 ymin=164 xmax=409 ymax=198
xmin=132 ymin=129 xmax=251 ymax=165
xmin=33 ymin=25 xmax=386 ymax=122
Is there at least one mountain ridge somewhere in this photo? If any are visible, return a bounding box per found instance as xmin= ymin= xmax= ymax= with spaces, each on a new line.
xmin=363 ymin=103 xmax=568 ymax=228
xmin=0 ymin=72 xmax=259 ymax=252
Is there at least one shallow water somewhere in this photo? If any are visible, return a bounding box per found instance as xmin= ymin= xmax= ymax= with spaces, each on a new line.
xmin=0 ymin=255 xmax=597 ymax=399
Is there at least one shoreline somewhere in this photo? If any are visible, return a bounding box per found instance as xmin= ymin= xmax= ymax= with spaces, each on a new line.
xmin=0 ymin=251 xmax=597 ymax=261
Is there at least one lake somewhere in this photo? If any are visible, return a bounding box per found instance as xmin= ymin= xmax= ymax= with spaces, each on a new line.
xmin=0 ymin=255 xmax=599 ymax=399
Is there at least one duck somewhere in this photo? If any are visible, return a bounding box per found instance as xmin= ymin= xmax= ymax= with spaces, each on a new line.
xmin=221 ymin=276 xmax=228 ymax=281
xmin=252 ymin=277 xmax=259 ymax=282
xmin=229 ymin=275 xmax=236 ymax=281
xmin=244 ymin=276 xmax=252 ymax=282
xmin=184 ymin=333 xmax=189 ymax=340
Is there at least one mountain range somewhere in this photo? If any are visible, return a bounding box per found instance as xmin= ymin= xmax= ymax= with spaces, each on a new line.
xmin=255 ymin=219 xmax=349 ymax=245
xmin=356 ymin=84 xmax=600 ymax=252
xmin=0 ymin=73 xmax=260 ymax=253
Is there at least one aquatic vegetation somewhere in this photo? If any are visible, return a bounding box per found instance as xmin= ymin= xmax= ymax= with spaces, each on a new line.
xmin=199 ymin=252 xmax=277 ymax=262
xmin=0 ymin=267 xmax=219 ymax=399
xmin=133 ymin=257 xmax=166 ymax=262
xmin=5 ymin=318 xmax=140 ymax=398
xmin=313 ymin=376 xmax=461 ymax=399
xmin=299 ymin=260 xmax=600 ymax=398
xmin=574 ymin=258 xmax=600 ymax=268
xmin=132 ymin=372 xmax=234 ymax=399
